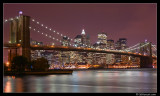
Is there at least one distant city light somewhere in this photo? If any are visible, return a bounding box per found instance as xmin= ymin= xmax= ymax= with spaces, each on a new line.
xmin=6 ymin=61 xmax=10 ymax=67
xmin=145 ymin=39 xmax=147 ymax=42
xmin=19 ymin=11 xmax=23 ymax=15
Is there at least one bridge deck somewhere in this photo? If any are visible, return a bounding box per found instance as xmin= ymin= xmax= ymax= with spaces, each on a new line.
xmin=4 ymin=43 xmax=157 ymax=59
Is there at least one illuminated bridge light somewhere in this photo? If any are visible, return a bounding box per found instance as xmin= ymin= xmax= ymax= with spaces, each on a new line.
xmin=30 ymin=18 xmax=75 ymax=45
xmin=50 ymin=45 xmax=54 ymax=47
xmin=17 ymin=44 xmax=21 ymax=46
xmin=34 ymin=45 xmax=38 ymax=47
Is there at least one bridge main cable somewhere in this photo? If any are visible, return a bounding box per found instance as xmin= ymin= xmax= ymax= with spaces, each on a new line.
xmin=31 ymin=18 xmax=74 ymax=41
xmin=30 ymin=17 xmax=93 ymax=48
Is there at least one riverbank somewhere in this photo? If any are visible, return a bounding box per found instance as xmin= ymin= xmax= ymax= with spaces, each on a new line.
xmin=71 ymin=68 xmax=157 ymax=71
xmin=4 ymin=69 xmax=73 ymax=76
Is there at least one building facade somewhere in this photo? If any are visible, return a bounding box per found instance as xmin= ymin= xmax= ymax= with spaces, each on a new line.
xmin=107 ymin=39 xmax=115 ymax=50
xmin=61 ymin=36 xmax=70 ymax=46
xmin=97 ymin=33 xmax=107 ymax=49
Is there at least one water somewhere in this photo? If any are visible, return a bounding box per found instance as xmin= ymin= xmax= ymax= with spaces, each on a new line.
xmin=3 ymin=69 xmax=157 ymax=93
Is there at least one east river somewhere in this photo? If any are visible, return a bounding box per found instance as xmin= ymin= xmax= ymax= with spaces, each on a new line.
xmin=3 ymin=68 xmax=157 ymax=93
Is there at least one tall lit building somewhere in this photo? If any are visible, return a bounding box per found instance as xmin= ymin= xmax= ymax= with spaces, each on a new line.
xmin=74 ymin=35 xmax=82 ymax=47
xmin=115 ymin=38 xmax=127 ymax=63
xmin=61 ymin=36 xmax=70 ymax=46
xmin=107 ymin=39 xmax=115 ymax=50
xmin=119 ymin=38 xmax=127 ymax=50
xmin=81 ymin=29 xmax=90 ymax=47
xmin=74 ymin=28 xmax=90 ymax=47
xmin=115 ymin=38 xmax=127 ymax=50
xmin=115 ymin=40 xmax=121 ymax=50
xmin=98 ymin=33 xmax=107 ymax=44
xmin=106 ymin=39 xmax=115 ymax=65
xmin=86 ymin=34 xmax=91 ymax=47
xmin=94 ymin=32 xmax=107 ymax=49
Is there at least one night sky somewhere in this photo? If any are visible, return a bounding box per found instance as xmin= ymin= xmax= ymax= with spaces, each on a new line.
xmin=3 ymin=3 xmax=157 ymax=62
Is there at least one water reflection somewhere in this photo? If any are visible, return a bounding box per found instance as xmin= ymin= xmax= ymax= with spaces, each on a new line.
xmin=15 ymin=78 xmax=23 ymax=92
xmin=4 ymin=81 xmax=12 ymax=92
xmin=3 ymin=69 xmax=157 ymax=93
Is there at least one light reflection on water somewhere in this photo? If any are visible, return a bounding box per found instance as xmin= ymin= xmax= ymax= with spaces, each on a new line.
xmin=3 ymin=69 xmax=157 ymax=93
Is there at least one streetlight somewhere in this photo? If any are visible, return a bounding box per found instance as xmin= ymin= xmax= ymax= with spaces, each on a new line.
xmin=6 ymin=61 xmax=10 ymax=67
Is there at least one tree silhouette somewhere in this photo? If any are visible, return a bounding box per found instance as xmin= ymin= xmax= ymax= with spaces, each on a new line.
xmin=32 ymin=57 xmax=49 ymax=71
xmin=11 ymin=56 xmax=28 ymax=72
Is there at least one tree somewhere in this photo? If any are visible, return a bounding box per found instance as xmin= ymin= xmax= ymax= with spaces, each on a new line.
xmin=11 ymin=56 xmax=28 ymax=72
xmin=4 ymin=63 xmax=9 ymax=71
xmin=32 ymin=57 xmax=49 ymax=71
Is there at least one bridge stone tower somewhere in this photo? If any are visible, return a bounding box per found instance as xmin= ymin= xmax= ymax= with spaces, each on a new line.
xmin=9 ymin=15 xmax=31 ymax=61
xmin=140 ymin=42 xmax=153 ymax=68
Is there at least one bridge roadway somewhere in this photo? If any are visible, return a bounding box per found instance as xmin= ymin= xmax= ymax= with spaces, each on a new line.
xmin=4 ymin=43 xmax=157 ymax=59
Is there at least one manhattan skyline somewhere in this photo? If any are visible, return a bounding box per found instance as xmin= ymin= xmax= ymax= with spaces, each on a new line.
xmin=3 ymin=3 xmax=157 ymax=62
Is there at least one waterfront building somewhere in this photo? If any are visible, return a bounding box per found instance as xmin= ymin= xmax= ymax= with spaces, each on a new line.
xmin=30 ymin=38 xmax=43 ymax=46
xmin=30 ymin=39 xmax=45 ymax=60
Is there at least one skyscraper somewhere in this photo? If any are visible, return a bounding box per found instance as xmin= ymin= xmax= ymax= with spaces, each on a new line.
xmin=115 ymin=38 xmax=127 ymax=50
xmin=74 ymin=35 xmax=82 ymax=47
xmin=107 ymin=39 xmax=115 ymax=50
xmin=119 ymin=38 xmax=127 ymax=50
xmin=95 ymin=32 xmax=107 ymax=49
xmin=61 ymin=36 xmax=70 ymax=46
xmin=74 ymin=28 xmax=90 ymax=47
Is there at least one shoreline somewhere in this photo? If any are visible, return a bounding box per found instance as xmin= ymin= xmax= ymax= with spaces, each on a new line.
xmin=4 ymin=69 xmax=73 ymax=76
xmin=71 ymin=68 xmax=157 ymax=71
xmin=4 ymin=68 xmax=156 ymax=76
